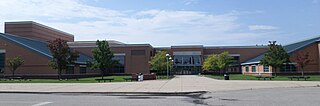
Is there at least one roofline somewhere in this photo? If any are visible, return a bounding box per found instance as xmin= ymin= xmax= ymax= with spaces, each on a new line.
xmin=284 ymin=35 xmax=320 ymax=47
xmin=0 ymin=33 xmax=52 ymax=58
xmin=241 ymin=61 xmax=260 ymax=65
xmin=69 ymin=44 xmax=152 ymax=48
xmin=5 ymin=21 xmax=74 ymax=37
xmin=204 ymin=45 xmax=267 ymax=49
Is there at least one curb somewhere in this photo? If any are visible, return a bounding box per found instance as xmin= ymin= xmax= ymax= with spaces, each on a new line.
xmin=0 ymin=91 xmax=209 ymax=96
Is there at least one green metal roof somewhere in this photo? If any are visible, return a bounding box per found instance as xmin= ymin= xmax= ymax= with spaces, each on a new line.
xmin=0 ymin=33 xmax=92 ymax=64
xmin=241 ymin=35 xmax=320 ymax=65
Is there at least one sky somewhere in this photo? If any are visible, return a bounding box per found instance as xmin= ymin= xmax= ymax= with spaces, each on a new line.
xmin=0 ymin=0 xmax=319 ymax=47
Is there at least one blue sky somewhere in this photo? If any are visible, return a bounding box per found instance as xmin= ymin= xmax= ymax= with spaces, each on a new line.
xmin=0 ymin=0 xmax=319 ymax=47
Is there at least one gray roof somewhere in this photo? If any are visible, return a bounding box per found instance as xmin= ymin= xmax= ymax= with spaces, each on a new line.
xmin=242 ymin=35 xmax=320 ymax=65
xmin=0 ymin=33 xmax=92 ymax=64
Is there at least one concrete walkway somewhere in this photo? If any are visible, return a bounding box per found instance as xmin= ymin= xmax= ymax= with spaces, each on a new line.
xmin=0 ymin=75 xmax=319 ymax=93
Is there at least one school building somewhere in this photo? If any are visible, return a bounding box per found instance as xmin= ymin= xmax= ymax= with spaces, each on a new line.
xmin=0 ymin=21 xmax=319 ymax=78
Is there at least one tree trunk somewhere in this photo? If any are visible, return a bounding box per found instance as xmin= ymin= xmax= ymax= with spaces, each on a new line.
xmin=58 ymin=69 xmax=62 ymax=80
xmin=301 ymin=68 xmax=304 ymax=76
xmin=101 ymin=70 xmax=104 ymax=79
xmin=274 ymin=67 xmax=277 ymax=77
xmin=12 ymin=69 xmax=15 ymax=77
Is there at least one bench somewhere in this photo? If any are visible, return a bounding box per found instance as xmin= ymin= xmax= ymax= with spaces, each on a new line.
xmin=255 ymin=76 xmax=275 ymax=80
xmin=288 ymin=76 xmax=310 ymax=81
xmin=7 ymin=77 xmax=30 ymax=81
xmin=123 ymin=78 xmax=133 ymax=82
xmin=95 ymin=78 xmax=114 ymax=82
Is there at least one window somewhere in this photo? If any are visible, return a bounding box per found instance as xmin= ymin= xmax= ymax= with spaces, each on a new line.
xmin=0 ymin=53 xmax=5 ymax=69
xmin=0 ymin=53 xmax=4 ymax=74
xmin=252 ymin=66 xmax=256 ymax=72
xmin=112 ymin=55 xmax=125 ymax=73
xmin=79 ymin=66 xmax=86 ymax=74
xmin=173 ymin=55 xmax=201 ymax=66
xmin=66 ymin=66 xmax=74 ymax=74
xmin=131 ymin=50 xmax=145 ymax=55
xmin=280 ymin=64 xmax=297 ymax=72
xmin=263 ymin=65 xmax=269 ymax=72
xmin=245 ymin=66 xmax=249 ymax=72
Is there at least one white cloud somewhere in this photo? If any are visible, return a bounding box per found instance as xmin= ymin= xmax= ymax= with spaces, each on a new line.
xmin=184 ymin=0 xmax=198 ymax=5
xmin=248 ymin=25 xmax=278 ymax=31
xmin=0 ymin=0 xmax=280 ymax=46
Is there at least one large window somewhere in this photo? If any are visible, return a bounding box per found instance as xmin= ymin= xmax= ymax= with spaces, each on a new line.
xmin=66 ymin=66 xmax=74 ymax=74
xmin=280 ymin=64 xmax=297 ymax=72
xmin=173 ymin=55 xmax=201 ymax=66
xmin=79 ymin=65 xmax=86 ymax=74
xmin=263 ymin=65 xmax=269 ymax=72
xmin=112 ymin=55 xmax=125 ymax=73
xmin=0 ymin=53 xmax=4 ymax=74
xmin=252 ymin=66 xmax=256 ymax=72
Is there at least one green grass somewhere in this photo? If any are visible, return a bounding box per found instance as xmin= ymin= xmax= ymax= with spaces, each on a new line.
xmin=0 ymin=75 xmax=172 ymax=83
xmin=0 ymin=76 xmax=132 ymax=83
xmin=206 ymin=74 xmax=320 ymax=81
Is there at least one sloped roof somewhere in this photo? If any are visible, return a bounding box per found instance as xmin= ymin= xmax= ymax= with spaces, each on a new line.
xmin=0 ymin=33 xmax=92 ymax=63
xmin=242 ymin=35 xmax=320 ymax=65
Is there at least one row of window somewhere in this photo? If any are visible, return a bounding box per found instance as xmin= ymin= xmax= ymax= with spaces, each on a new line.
xmin=245 ymin=64 xmax=298 ymax=73
xmin=174 ymin=55 xmax=201 ymax=66
xmin=245 ymin=65 xmax=269 ymax=72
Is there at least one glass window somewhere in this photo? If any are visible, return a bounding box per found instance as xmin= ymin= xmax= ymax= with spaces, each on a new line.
xmin=263 ymin=65 xmax=269 ymax=72
xmin=245 ymin=66 xmax=249 ymax=72
xmin=112 ymin=55 xmax=125 ymax=73
xmin=280 ymin=64 xmax=297 ymax=72
xmin=173 ymin=55 xmax=201 ymax=66
xmin=252 ymin=66 xmax=256 ymax=72
xmin=79 ymin=66 xmax=86 ymax=74
xmin=66 ymin=66 xmax=74 ymax=74
xmin=0 ymin=53 xmax=5 ymax=69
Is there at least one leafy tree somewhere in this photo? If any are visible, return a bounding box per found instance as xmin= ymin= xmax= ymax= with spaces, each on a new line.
xmin=202 ymin=54 xmax=219 ymax=71
xmin=88 ymin=40 xmax=117 ymax=79
xmin=292 ymin=52 xmax=312 ymax=76
xmin=8 ymin=57 xmax=24 ymax=77
xmin=48 ymin=38 xmax=79 ymax=80
xmin=203 ymin=51 xmax=234 ymax=75
xmin=149 ymin=51 xmax=169 ymax=75
xmin=260 ymin=41 xmax=290 ymax=76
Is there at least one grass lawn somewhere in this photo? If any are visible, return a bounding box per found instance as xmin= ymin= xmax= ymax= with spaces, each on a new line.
xmin=0 ymin=76 xmax=132 ymax=83
xmin=206 ymin=74 xmax=320 ymax=81
xmin=0 ymin=75 xmax=172 ymax=83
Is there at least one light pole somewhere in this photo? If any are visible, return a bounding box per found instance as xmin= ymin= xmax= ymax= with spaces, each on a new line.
xmin=166 ymin=53 xmax=171 ymax=79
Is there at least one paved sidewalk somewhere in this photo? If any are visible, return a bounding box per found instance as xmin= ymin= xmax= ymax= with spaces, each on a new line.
xmin=0 ymin=75 xmax=319 ymax=93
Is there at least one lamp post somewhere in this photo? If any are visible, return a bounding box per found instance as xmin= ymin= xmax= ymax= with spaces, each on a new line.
xmin=166 ymin=53 xmax=171 ymax=79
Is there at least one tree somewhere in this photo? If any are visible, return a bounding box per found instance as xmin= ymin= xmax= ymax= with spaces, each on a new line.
xmin=48 ymin=38 xmax=79 ymax=80
xmin=260 ymin=41 xmax=290 ymax=76
xmin=149 ymin=51 xmax=168 ymax=75
xmin=88 ymin=40 xmax=117 ymax=79
xmin=8 ymin=57 xmax=24 ymax=77
xmin=203 ymin=51 xmax=234 ymax=75
xmin=202 ymin=54 xmax=219 ymax=71
xmin=292 ymin=52 xmax=312 ymax=76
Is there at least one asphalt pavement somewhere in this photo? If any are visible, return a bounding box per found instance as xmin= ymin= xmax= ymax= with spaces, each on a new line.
xmin=0 ymin=87 xmax=319 ymax=106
